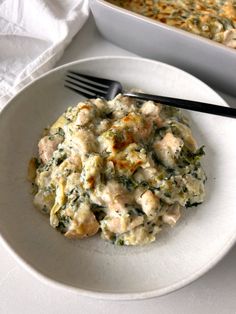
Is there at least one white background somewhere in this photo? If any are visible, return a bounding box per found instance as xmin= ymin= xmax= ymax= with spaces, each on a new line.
xmin=1 ymin=15 xmax=236 ymax=314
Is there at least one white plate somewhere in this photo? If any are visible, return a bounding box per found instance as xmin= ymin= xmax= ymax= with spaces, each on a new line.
xmin=0 ymin=56 xmax=236 ymax=300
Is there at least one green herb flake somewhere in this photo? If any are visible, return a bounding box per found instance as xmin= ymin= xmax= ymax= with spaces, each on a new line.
xmin=185 ymin=201 xmax=203 ymax=208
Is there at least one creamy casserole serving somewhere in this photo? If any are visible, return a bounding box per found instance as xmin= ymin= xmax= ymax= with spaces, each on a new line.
xmin=29 ymin=95 xmax=206 ymax=246
xmin=107 ymin=0 xmax=236 ymax=49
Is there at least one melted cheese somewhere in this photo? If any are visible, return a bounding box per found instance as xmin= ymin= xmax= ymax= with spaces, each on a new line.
xmin=31 ymin=95 xmax=206 ymax=246
xmin=107 ymin=0 xmax=236 ymax=49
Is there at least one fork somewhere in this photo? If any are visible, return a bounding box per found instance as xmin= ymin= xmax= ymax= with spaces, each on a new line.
xmin=65 ymin=71 xmax=236 ymax=118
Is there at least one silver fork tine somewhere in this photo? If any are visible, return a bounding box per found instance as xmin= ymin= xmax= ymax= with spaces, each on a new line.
xmin=66 ymin=74 xmax=108 ymax=92
xmin=68 ymin=71 xmax=114 ymax=86
xmin=65 ymin=78 xmax=106 ymax=97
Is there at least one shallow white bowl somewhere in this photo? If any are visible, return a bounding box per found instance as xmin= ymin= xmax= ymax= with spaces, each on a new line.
xmin=0 ymin=56 xmax=236 ymax=300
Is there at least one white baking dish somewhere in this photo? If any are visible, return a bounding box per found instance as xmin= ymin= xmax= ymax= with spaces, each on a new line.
xmin=90 ymin=0 xmax=236 ymax=96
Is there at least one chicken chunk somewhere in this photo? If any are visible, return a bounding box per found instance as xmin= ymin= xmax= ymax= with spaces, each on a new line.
xmin=65 ymin=203 xmax=99 ymax=239
xmin=140 ymin=101 xmax=160 ymax=116
xmin=162 ymin=203 xmax=181 ymax=226
xmin=38 ymin=135 xmax=62 ymax=164
xmin=140 ymin=101 xmax=164 ymax=127
xmin=76 ymin=102 xmax=95 ymax=126
xmin=103 ymin=215 xmax=143 ymax=235
xmin=98 ymin=180 xmax=133 ymax=212
xmin=135 ymin=189 xmax=160 ymax=217
xmin=171 ymin=121 xmax=197 ymax=152
xmin=69 ymin=129 xmax=96 ymax=156
xmin=153 ymin=132 xmax=184 ymax=168
xmin=223 ymin=29 xmax=236 ymax=49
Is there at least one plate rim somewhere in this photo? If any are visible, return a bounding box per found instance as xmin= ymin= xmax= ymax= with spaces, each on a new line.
xmin=0 ymin=55 xmax=234 ymax=301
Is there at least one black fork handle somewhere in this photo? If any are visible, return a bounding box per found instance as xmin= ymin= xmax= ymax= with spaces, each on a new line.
xmin=124 ymin=92 xmax=236 ymax=118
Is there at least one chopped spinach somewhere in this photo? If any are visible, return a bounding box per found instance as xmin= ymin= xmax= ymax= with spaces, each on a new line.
xmin=179 ymin=145 xmax=205 ymax=165
xmin=56 ymin=127 xmax=65 ymax=137
xmin=128 ymin=207 xmax=143 ymax=216
xmin=54 ymin=154 xmax=67 ymax=166
xmin=185 ymin=201 xmax=203 ymax=208
xmin=117 ymin=175 xmax=137 ymax=191
xmin=116 ymin=238 xmax=124 ymax=246
xmin=57 ymin=216 xmax=71 ymax=233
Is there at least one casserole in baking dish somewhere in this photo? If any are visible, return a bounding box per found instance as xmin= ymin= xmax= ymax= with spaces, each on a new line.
xmin=106 ymin=0 xmax=236 ymax=49
xmin=90 ymin=0 xmax=236 ymax=96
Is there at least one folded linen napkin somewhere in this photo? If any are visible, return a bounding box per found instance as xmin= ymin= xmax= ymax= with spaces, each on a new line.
xmin=0 ymin=0 xmax=89 ymax=109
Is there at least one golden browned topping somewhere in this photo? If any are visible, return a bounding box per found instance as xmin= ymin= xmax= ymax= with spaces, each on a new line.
xmin=31 ymin=95 xmax=206 ymax=246
xmin=107 ymin=0 xmax=236 ymax=48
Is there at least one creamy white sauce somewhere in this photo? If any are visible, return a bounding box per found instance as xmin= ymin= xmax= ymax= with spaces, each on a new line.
xmin=30 ymin=95 xmax=206 ymax=246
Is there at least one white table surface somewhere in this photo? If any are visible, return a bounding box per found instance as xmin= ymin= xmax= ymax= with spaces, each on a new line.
xmin=1 ymin=15 xmax=236 ymax=314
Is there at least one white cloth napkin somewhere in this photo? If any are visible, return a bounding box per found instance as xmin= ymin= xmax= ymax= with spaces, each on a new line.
xmin=0 ymin=0 xmax=89 ymax=109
